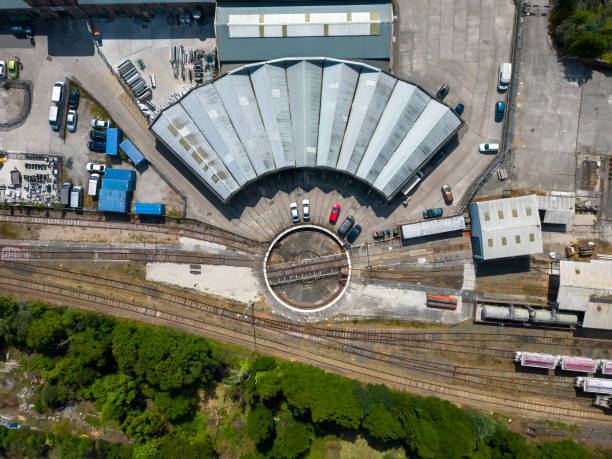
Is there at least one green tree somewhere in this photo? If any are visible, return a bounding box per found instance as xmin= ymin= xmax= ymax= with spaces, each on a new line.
xmin=362 ymin=403 xmax=404 ymax=442
xmin=26 ymin=309 xmax=64 ymax=352
xmin=123 ymin=411 xmax=168 ymax=443
xmin=567 ymin=32 xmax=608 ymax=58
xmin=35 ymin=383 xmax=70 ymax=411
xmin=269 ymin=415 xmax=313 ymax=459
xmin=90 ymin=373 xmax=139 ymax=423
xmin=154 ymin=391 xmax=195 ymax=422
xmin=157 ymin=432 xmax=217 ymax=459
xmin=246 ymin=402 xmax=275 ymax=445
xmin=534 ymin=440 xmax=590 ymax=459
xmin=486 ymin=428 xmax=531 ymax=459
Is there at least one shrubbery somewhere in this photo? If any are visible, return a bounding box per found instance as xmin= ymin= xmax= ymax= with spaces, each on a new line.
xmin=551 ymin=0 xmax=611 ymax=60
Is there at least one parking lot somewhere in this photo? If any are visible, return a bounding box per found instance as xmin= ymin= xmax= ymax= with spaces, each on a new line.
xmin=0 ymin=20 xmax=184 ymax=215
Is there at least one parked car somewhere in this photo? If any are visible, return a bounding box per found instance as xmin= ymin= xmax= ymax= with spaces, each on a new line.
xmin=479 ymin=143 xmax=500 ymax=153
xmin=347 ymin=225 xmax=362 ymax=243
xmin=0 ymin=60 xmax=6 ymax=79
xmin=290 ymin=202 xmax=299 ymax=223
xmin=8 ymin=57 xmax=19 ymax=79
xmin=68 ymin=88 xmax=80 ymax=109
xmin=86 ymin=162 xmax=105 ymax=173
xmin=455 ymin=103 xmax=465 ymax=116
xmin=51 ymin=81 xmax=64 ymax=104
xmin=66 ymin=110 xmax=77 ymax=132
xmin=338 ymin=215 xmax=355 ymax=238
xmin=494 ymin=101 xmax=505 ymax=122
xmin=423 ymin=208 xmax=443 ymax=219
xmin=441 ymin=184 xmax=453 ymax=204
xmin=435 ymin=84 xmax=449 ymax=100
xmin=329 ymin=204 xmax=341 ymax=224
xmin=373 ymin=231 xmax=385 ymax=240
xmin=91 ymin=119 xmax=112 ymax=129
xmin=87 ymin=141 xmax=106 ymax=152
xmin=89 ymin=129 xmax=106 ymax=141
xmin=302 ymin=199 xmax=310 ymax=221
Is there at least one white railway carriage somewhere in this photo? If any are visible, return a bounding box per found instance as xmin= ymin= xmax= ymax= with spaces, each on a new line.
xmin=575 ymin=377 xmax=612 ymax=395
xmin=560 ymin=356 xmax=598 ymax=373
xmin=514 ymin=352 xmax=557 ymax=369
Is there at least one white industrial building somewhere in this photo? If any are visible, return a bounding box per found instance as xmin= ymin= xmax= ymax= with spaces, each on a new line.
xmin=536 ymin=192 xmax=575 ymax=232
xmin=469 ymin=195 xmax=543 ymax=260
xmin=150 ymin=57 xmax=462 ymax=203
xmin=400 ymin=215 xmax=466 ymax=242
xmin=557 ymin=259 xmax=612 ymax=330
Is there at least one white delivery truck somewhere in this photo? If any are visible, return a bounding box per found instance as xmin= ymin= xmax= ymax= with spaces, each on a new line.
xmin=70 ymin=186 xmax=83 ymax=209
xmin=88 ymin=174 xmax=100 ymax=197
xmin=49 ymin=105 xmax=59 ymax=131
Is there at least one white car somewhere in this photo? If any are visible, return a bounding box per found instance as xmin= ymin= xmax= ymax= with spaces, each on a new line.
xmin=479 ymin=143 xmax=500 ymax=153
xmin=290 ymin=202 xmax=299 ymax=223
xmin=302 ymin=199 xmax=310 ymax=221
xmin=86 ymin=162 xmax=105 ymax=173
xmin=0 ymin=61 xmax=6 ymax=79
xmin=66 ymin=110 xmax=77 ymax=132
xmin=91 ymin=119 xmax=112 ymax=129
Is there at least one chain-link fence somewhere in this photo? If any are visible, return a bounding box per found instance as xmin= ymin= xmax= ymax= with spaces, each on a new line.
xmin=0 ymin=80 xmax=32 ymax=132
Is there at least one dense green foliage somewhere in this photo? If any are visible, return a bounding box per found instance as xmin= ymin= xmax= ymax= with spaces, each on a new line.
xmin=551 ymin=0 xmax=611 ymax=60
xmin=0 ymin=297 xmax=601 ymax=459
xmin=0 ymin=425 xmax=133 ymax=458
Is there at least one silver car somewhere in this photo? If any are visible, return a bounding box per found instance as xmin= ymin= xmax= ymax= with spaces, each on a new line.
xmin=67 ymin=110 xmax=78 ymax=132
xmin=302 ymin=199 xmax=310 ymax=221
xmin=290 ymin=202 xmax=299 ymax=223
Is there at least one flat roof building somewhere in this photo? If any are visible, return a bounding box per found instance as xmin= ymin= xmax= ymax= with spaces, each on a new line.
xmin=400 ymin=215 xmax=466 ymax=242
xmin=215 ymin=1 xmax=393 ymax=70
xmin=469 ymin=195 xmax=543 ymax=260
xmin=557 ymin=259 xmax=612 ymax=330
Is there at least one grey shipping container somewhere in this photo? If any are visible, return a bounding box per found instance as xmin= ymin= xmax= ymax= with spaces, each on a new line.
xmin=60 ymin=183 xmax=72 ymax=206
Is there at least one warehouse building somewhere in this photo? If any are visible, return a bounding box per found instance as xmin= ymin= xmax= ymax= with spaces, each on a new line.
xmin=557 ymin=259 xmax=612 ymax=330
xmin=469 ymin=195 xmax=543 ymax=260
xmin=215 ymin=1 xmax=393 ymax=70
xmin=400 ymin=215 xmax=466 ymax=243
xmin=150 ymin=57 xmax=462 ymax=204
xmin=536 ymin=192 xmax=575 ymax=232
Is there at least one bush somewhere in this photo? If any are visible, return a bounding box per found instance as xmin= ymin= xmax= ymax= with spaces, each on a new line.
xmin=246 ymin=402 xmax=275 ymax=445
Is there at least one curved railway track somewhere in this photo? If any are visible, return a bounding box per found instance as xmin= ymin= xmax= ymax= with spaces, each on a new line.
xmin=0 ymin=214 xmax=263 ymax=254
xmin=0 ymin=274 xmax=606 ymax=423
xmin=0 ymin=263 xmax=605 ymax=403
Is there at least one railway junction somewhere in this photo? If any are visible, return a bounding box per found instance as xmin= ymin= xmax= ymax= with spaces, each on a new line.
xmin=0 ymin=0 xmax=611 ymax=442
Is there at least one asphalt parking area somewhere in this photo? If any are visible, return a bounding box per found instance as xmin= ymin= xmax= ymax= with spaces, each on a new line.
xmin=393 ymin=0 xmax=515 ymax=219
xmin=577 ymin=68 xmax=612 ymax=155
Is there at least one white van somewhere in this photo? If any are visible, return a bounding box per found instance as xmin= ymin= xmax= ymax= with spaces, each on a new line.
xmin=48 ymin=105 xmax=59 ymax=131
xmin=498 ymin=63 xmax=511 ymax=91
xmin=88 ymin=174 xmax=100 ymax=197
xmin=51 ymin=81 xmax=65 ymax=104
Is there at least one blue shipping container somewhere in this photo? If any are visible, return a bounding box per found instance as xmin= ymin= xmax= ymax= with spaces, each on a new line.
xmin=104 ymin=168 xmax=136 ymax=182
xmin=105 ymin=128 xmax=121 ymax=156
xmin=98 ymin=198 xmax=129 ymax=213
xmin=119 ymin=139 xmax=147 ymax=167
xmin=134 ymin=203 xmax=165 ymax=216
xmin=101 ymin=178 xmax=134 ymax=192
xmin=99 ymin=188 xmax=128 ymax=201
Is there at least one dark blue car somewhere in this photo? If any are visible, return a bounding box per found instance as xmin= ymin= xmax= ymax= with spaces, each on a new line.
xmin=495 ymin=101 xmax=505 ymax=122
xmin=347 ymin=224 xmax=362 ymax=243
xmin=423 ymin=208 xmax=443 ymax=219
xmin=455 ymin=103 xmax=465 ymax=116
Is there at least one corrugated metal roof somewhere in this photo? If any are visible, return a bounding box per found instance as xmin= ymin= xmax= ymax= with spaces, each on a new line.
xmin=215 ymin=2 xmax=393 ymax=62
xmin=400 ymin=215 xmax=465 ymax=240
xmin=134 ymin=203 xmax=165 ymax=215
xmin=105 ymin=128 xmax=120 ymax=156
xmin=150 ymin=57 xmax=463 ymax=203
xmin=469 ymin=195 xmax=543 ymax=260
xmin=119 ymin=139 xmax=147 ymax=167
xmin=537 ymin=194 xmax=575 ymax=227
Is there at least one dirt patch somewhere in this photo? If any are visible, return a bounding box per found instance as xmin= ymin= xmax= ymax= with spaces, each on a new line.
xmin=0 ymin=222 xmax=39 ymax=239
xmin=0 ymin=86 xmax=26 ymax=124
xmin=37 ymin=225 xmax=180 ymax=244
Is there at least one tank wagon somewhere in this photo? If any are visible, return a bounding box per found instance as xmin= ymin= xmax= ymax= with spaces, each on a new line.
xmin=599 ymin=360 xmax=612 ymax=376
xmin=575 ymin=377 xmax=612 ymax=395
xmin=483 ymin=305 xmax=529 ymax=322
xmin=560 ymin=356 xmax=598 ymax=373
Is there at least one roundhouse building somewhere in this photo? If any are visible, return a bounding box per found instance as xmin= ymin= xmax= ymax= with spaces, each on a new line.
xmin=150 ymin=57 xmax=463 ymax=204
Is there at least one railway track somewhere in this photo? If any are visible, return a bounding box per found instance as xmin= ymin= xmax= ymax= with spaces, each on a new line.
xmin=0 ymin=214 xmax=263 ymax=254
xmin=0 ymin=263 xmax=603 ymax=396
xmin=0 ymin=246 xmax=254 ymax=267
xmin=0 ymin=273 xmax=605 ymax=422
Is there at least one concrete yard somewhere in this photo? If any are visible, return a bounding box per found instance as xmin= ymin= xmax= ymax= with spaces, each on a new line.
xmin=146 ymin=262 xmax=260 ymax=303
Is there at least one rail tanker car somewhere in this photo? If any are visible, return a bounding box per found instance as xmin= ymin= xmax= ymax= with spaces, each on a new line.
xmin=599 ymin=360 xmax=612 ymax=376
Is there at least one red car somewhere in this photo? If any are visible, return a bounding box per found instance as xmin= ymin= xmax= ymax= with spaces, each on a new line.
xmin=329 ymin=204 xmax=341 ymax=223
